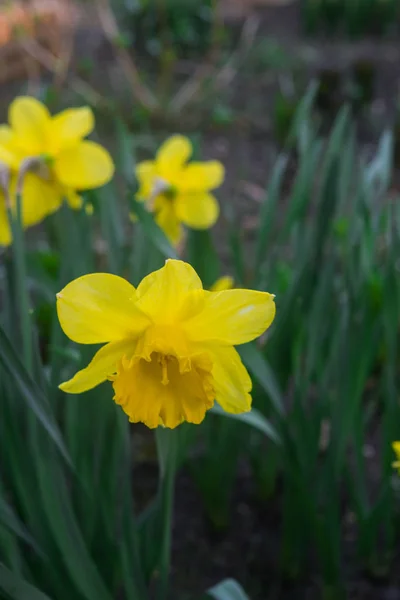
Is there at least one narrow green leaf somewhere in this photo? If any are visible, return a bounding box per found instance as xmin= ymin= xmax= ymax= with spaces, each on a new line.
xmin=0 ymin=563 xmax=52 ymax=600
xmin=0 ymin=494 xmax=44 ymax=557
xmin=254 ymin=153 xmax=288 ymax=283
xmin=210 ymin=404 xmax=280 ymax=445
xmin=0 ymin=324 xmax=70 ymax=466
xmin=35 ymin=445 xmax=112 ymax=600
xmin=130 ymin=198 xmax=178 ymax=259
xmin=238 ymin=343 xmax=284 ymax=417
xmin=186 ymin=230 xmax=220 ymax=288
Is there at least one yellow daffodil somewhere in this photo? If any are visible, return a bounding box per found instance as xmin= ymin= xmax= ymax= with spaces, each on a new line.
xmin=0 ymin=96 xmax=114 ymax=245
xmin=393 ymin=442 xmax=400 ymax=474
xmin=210 ymin=275 xmax=235 ymax=292
xmin=57 ymin=259 xmax=275 ymax=429
xmin=135 ymin=135 xmax=224 ymax=245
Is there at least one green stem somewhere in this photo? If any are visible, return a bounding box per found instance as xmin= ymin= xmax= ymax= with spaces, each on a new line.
xmin=156 ymin=427 xmax=178 ymax=600
xmin=7 ymin=191 xmax=33 ymax=374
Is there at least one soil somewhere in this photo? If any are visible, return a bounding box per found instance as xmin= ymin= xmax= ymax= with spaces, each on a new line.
xmin=131 ymin=462 xmax=400 ymax=600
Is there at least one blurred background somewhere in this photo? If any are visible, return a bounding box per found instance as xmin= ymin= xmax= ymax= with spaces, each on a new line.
xmin=1 ymin=1 xmax=400 ymax=599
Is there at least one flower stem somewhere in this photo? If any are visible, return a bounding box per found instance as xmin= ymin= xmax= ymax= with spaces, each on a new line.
xmin=7 ymin=191 xmax=33 ymax=374
xmin=155 ymin=427 xmax=178 ymax=600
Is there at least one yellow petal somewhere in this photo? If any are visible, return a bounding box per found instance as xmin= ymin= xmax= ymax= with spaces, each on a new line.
xmin=136 ymin=160 xmax=156 ymax=199
xmin=0 ymin=198 xmax=11 ymax=246
xmin=112 ymin=350 xmax=214 ymax=429
xmin=155 ymin=201 xmax=183 ymax=245
xmin=156 ymin=135 xmax=192 ymax=180
xmin=209 ymin=345 xmax=252 ymax=414
xmin=9 ymin=96 xmax=50 ymax=155
xmin=136 ymin=259 xmax=204 ymax=324
xmin=59 ymin=339 xmax=136 ymax=394
xmin=64 ymin=188 xmax=83 ymax=210
xmin=180 ymin=161 xmax=224 ymax=191
xmin=175 ymin=192 xmax=219 ymax=229
xmin=184 ymin=289 xmax=276 ymax=345
xmin=57 ymin=273 xmax=150 ymax=344
xmin=18 ymin=173 xmax=63 ymax=227
xmin=0 ymin=131 xmax=20 ymax=169
xmin=393 ymin=441 xmax=400 ymax=459
xmin=54 ymin=141 xmax=114 ymax=189
xmin=49 ymin=107 xmax=94 ymax=154
xmin=0 ymin=125 xmax=14 ymax=146
xmin=210 ymin=276 xmax=234 ymax=292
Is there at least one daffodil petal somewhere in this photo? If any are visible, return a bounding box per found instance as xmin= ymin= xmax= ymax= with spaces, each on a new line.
xmin=0 ymin=146 xmax=19 ymax=169
xmin=184 ymin=289 xmax=276 ymax=345
xmin=0 ymin=197 xmax=11 ymax=246
xmin=210 ymin=276 xmax=234 ymax=292
xmin=54 ymin=141 xmax=114 ymax=189
xmin=180 ymin=161 xmax=224 ymax=191
xmin=175 ymin=192 xmax=219 ymax=229
xmin=19 ymin=173 xmax=63 ymax=227
xmin=9 ymin=96 xmax=50 ymax=155
xmin=57 ymin=273 xmax=150 ymax=344
xmin=59 ymin=339 xmax=136 ymax=394
xmin=209 ymin=345 xmax=252 ymax=414
xmin=136 ymin=160 xmax=156 ymax=199
xmin=64 ymin=188 xmax=83 ymax=210
xmin=155 ymin=202 xmax=183 ymax=245
xmin=49 ymin=107 xmax=94 ymax=153
xmin=393 ymin=441 xmax=400 ymax=466
xmin=156 ymin=135 xmax=192 ymax=179
xmin=0 ymin=126 xmax=20 ymax=168
xmin=136 ymin=259 xmax=204 ymax=323
xmin=0 ymin=125 xmax=14 ymax=146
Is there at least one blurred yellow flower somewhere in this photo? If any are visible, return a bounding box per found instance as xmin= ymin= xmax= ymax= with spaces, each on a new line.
xmin=393 ymin=442 xmax=400 ymax=474
xmin=210 ymin=275 xmax=235 ymax=292
xmin=0 ymin=96 xmax=114 ymax=245
xmin=135 ymin=135 xmax=224 ymax=245
xmin=57 ymin=259 xmax=275 ymax=429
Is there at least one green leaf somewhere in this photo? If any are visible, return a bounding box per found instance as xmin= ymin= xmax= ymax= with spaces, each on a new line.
xmin=0 ymin=563 xmax=52 ymax=600
xmin=207 ymin=578 xmax=250 ymax=600
xmin=0 ymin=494 xmax=44 ymax=558
xmin=254 ymin=153 xmax=288 ymax=284
xmin=186 ymin=230 xmax=219 ymax=288
xmin=130 ymin=197 xmax=178 ymax=259
xmin=33 ymin=440 xmax=113 ymax=600
xmin=238 ymin=343 xmax=284 ymax=417
xmin=210 ymin=404 xmax=280 ymax=445
xmin=0 ymin=324 xmax=71 ymax=466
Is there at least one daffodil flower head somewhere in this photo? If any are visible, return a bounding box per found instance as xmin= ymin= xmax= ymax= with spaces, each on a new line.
xmin=393 ymin=441 xmax=400 ymax=474
xmin=136 ymin=135 xmax=224 ymax=246
xmin=0 ymin=96 xmax=114 ymax=245
xmin=57 ymin=259 xmax=276 ymax=429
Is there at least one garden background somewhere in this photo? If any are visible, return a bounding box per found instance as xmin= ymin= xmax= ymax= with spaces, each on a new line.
xmin=0 ymin=1 xmax=400 ymax=599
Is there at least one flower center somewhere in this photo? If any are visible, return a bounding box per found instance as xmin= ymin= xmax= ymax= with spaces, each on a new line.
xmin=111 ymin=349 xmax=215 ymax=429
xmin=158 ymin=353 xmax=176 ymax=385
xmin=19 ymin=156 xmax=53 ymax=182
xmin=149 ymin=177 xmax=176 ymax=211
xmin=162 ymin=185 xmax=177 ymax=201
